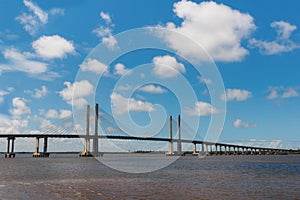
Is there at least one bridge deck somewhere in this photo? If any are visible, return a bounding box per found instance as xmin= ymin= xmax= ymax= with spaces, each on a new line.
xmin=0 ymin=134 xmax=288 ymax=151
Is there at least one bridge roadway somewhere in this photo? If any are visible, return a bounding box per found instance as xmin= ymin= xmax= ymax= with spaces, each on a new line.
xmin=0 ymin=134 xmax=288 ymax=152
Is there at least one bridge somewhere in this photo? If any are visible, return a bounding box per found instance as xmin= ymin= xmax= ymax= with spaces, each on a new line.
xmin=1 ymin=104 xmax=292 ymax=158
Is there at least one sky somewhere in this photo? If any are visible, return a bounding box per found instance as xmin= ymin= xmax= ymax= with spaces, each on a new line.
xmin=0 ymin=0 xmax=299 ymax=151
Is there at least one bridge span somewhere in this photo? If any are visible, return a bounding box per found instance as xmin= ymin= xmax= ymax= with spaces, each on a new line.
xmin=1 ymin=104 xmax=293 ymax=158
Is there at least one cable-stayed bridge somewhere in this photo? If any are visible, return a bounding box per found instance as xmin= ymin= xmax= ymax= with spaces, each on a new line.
xmin=1 ymin=104 xmax=293 ymax=158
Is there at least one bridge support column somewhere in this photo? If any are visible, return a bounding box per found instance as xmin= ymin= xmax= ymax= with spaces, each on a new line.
xmin=166 ymin=116 xmax=174 ymax=155
xmin=192 ymin=143 xmax=198 ymax=156
xmin=201 ymin=143 xmax=205 ymax=155
xmin=80 ymin=105 xmax=93 ymax=157
xmin=5 ymin=137 xmax=15 ymax=158
xmin=177 ymin=115 xmax=182 ymax=155
xmin=33 ymin=137 xmax=40 ymax=157
xmin=43 ymin=137 xmax=50 ymax=157
xmin=93 ymin=103 xmax=100 ymax=157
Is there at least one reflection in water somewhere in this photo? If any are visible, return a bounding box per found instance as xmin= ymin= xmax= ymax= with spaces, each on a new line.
xmin=0 ymin=155 xmax=299 ymax=199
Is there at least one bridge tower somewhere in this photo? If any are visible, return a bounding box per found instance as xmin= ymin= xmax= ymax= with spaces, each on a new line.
xmin=93 ymin=103 xmax=100 ymax=156
xmin=79 ymin=105 xmax=93 ymax=157
xmin=166 ymin=116 xmax=174 ymax=155
xmin=177 ymin=115 xmax=182 ymax=154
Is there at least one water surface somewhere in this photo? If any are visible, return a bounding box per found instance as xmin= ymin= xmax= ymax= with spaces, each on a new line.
xmin=0 ymin=154 xmax=299 ymax=200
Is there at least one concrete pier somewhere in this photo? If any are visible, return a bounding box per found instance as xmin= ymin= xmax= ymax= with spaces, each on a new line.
xmin=93 ymin=103 xmax=100 ymax=156
xmin=33 ymin=137 xmax=50 ymax=157
xmin=177 ymin=115 xmax=182 ymax=155
xmin=192 ymin=143 xmax=199 ymax=156
xmin=5 ymin=137 xmax=15 ymax=158
xmin=166 ymin=116 xmax=174 ymax=155
xmin=80 ymin=105 xmax=93 ymax=157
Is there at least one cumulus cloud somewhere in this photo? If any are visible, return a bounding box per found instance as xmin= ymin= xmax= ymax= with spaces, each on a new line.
xmin=185 ymin=101 xmax=218 ymax=116
xmin=155 ymin=1 xmax=255 ymax=62
xmin=0 ymin=90 xmax=9 ymax=104
xmin=110 ymin=92 xmax=155 ymax=115
xmin=138 ymin=84 xmax=166 ymax=94
xmin=32 ymin=35 xmax=75 ymax=59
xmin=0 ymin=88 xmax=13 ymax=104
xmin=59 ymin=80 xmax=94 ymax=109
xmin=221 ymin=88 xmax=252 ymax=102
xmin=59 ymin=109 xmax=72 ymax=119
xmin=197 ymin=76 xmax=212 ymax=85
xmin=25 ymin=85 xmax=48 ymax=99
xmin=114 ymin=63 xmax=130 ymax=76
xmin=16 ymin=1 xmax=64 ymax=35
xmin=80 ymin=58 xmax=109 ymax=75
xmin=100 ymin=12 xmax=112 ymax=24
xmin=0 ymin=48 xmax=58 ymax=80
xmin=45 ymin=109 xmax=72 ymax=119
xmin=233 ymin=119 xmax=256 ymax=128
xmin=45 ymin=109 xmax=58 ymax=118
xmin=249 ymin=21 xmax=299 ymax=55
xmin=115 ymin=84 xmax=133 ymax=92
xmin=0 ymin=48 xmax=48 ymax=74
xmin=0 ymin=97 xmax=32 ymax=134
xmin=16 ymin=0 xmax=48 ymax=35
xmin=93 ymin=11 xmax=118 ymax=50
xmin=10 ymin=97 xmax=31 ymax=117
xmin=267 ymin=86 xmax=299 ymax=99
xmin=153 ymin=55 xmax=185 ymax=78
xmin=102 ymin=35 xmax=118 ymax=50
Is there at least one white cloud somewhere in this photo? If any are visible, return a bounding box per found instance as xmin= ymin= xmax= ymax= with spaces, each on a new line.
xmin=16 ymin=0 xmax=48 ymax=35
xmin=59 ymin=109 xmax=72 ymax=119
xmin=93 ymin=26 xmax=112 ymax=37
xmin=102 ymin=35 xmax=118 ymax=50
xmin=25 ymin=85 xmax=48 ymax=99
xmin=115 ymin=84 xmax=133 ymax=92
xmin=0 ymin=48 xmax=48 ymax=75
xmin=185 ymin=101 xmax=218 ymax=116
xmin=93 ymin=11 xmax=118 ymax=50
xmin=100 ymin=12 xmax=112 ymax=24
xmin=197 ymin=76 xmax=212 ymax=85
xmin=233 ymin=119 xmax=256 ymax=128
xmin=49 ymin=8 xmax=65 ymax=16
xmin=45 ymin=109 xmax=58 ymax=118
xmin=80 ymin=58 xmax=109 ymax=75
xmin=114 ymin=63 xmax=130 ymax=76
xmin=0 ymin=88 xmax=13 ymax=104
xmin=249 ymin=21 xmax=299 ymax=55
xmin=155 ymin=1 xmax=255 ymax=62
xmin=32 ymin=35 xmax=75 ymax=59
xmin=221 ymin=89 xmax=252 ymax=102
xmin=267 ymin=88 xmax=279 ymax=100
xmin=0 ymin=91 xmax=9 ymax=103
xmin=110 ymin=92 xmax=155 ymax=115
xmin=23 ymin=0 xmax=48 ymax=23
xmin=45 ymin=109 xmax=72 ymax=119
xmin=138 ymin=84 xmax=166 ymax=94
xmin=267 ymin=86 xmax=299 ymax=99
xmin=153 ymin=55 xmax=185 ymax=78
xmin=10 ymin=97 xmax=31 ymax=117
xmin=282 ymin=88 xmax=298 ymax=98
xmin=59 ymin=80 xmax=94 ymax=109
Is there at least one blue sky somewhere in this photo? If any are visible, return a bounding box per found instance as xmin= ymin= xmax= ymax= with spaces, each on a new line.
xmin=0 ymin=0 xmax=299 ymax=151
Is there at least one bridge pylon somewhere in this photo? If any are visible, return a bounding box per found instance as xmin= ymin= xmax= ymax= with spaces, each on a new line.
xmin=79 ymin=104 xmax=93 ymax=157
